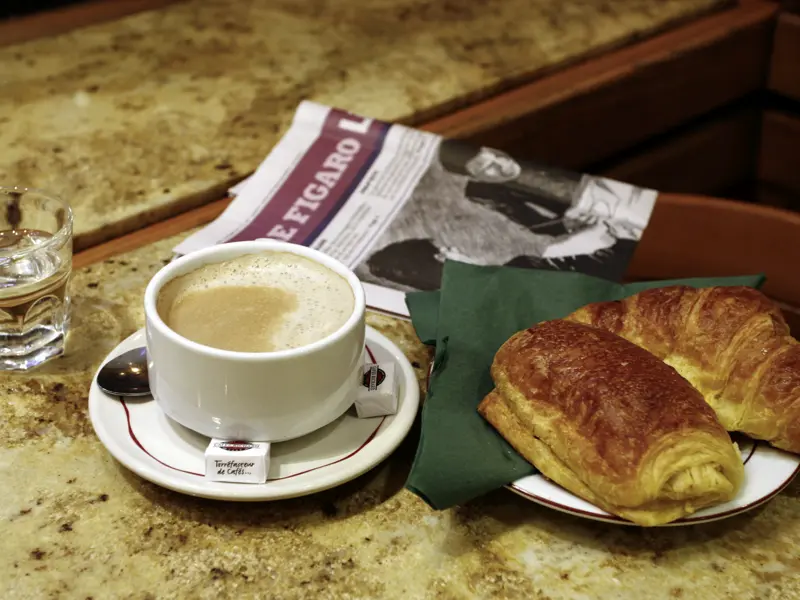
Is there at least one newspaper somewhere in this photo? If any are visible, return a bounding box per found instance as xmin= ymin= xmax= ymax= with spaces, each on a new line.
xmin=175 ymin=101 xmax=658 ymax=318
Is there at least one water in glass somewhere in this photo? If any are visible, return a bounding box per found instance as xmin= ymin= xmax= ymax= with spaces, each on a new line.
xmin=0 ymin=187 xmax=73 ymax=370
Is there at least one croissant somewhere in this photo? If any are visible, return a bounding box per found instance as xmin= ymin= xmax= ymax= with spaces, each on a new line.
xmin=478 ymin=320 xmax=744 ymax=526
xmin=566 ymin=285 xmax=800 ymax=453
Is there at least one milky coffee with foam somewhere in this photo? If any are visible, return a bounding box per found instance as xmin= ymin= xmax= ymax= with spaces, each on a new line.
xmin=156 ymin=251 xmax=354 ymax=353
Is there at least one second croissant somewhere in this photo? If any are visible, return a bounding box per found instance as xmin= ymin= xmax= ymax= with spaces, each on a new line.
xmin=566 ymin=285 xmax=800 ymax=454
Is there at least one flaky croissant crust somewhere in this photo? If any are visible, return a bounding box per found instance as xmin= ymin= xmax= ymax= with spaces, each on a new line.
xmin=567 ymin=285 xmax=800 ymax=453
xmin=479 ymin=320 xmax=743 ymax=526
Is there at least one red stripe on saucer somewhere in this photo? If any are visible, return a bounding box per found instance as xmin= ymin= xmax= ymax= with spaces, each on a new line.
xmin=122 ymin=342 xmax=385 ymax=482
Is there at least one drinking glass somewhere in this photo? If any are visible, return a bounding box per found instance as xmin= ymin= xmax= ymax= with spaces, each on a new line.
xmin=0 ymin=186 xmax=73 ymax=371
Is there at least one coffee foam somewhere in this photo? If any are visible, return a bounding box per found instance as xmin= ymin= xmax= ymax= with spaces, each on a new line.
xmin=157 ymin=251 xmax=355 ymax=352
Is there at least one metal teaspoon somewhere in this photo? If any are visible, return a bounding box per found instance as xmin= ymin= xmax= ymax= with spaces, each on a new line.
xmin=96 ymin=347 xmax=151 ymax=397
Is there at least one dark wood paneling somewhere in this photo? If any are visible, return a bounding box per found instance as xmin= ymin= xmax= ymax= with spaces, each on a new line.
xmin=0 ymin=0 xmax=185 ymax=48
xmin=422 ymin=3 xmax=777 ymax=170
xmin=73 ymin=197 xmax=231 ymax=269
xmin=780 ymin=1 xmax=800 ymax=14
xmin=759 ymin=110 xmax=800 ymax=196
xmin=756 ymin=182 xmax=800 ymax=210
xmin=769 ymin=12 xmax=800 ymax=102
xmin=600 ymin=106 xmax=761 ymax=195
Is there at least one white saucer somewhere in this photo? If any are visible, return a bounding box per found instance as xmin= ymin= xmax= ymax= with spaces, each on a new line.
xmin=89 ymin=326 xmax=420 ymax=501
xmin=507 ymin=435 xmax=800 ymax=526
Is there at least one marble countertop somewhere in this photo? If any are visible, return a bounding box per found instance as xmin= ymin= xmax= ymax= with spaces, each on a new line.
xmin=0 ymin=0 xmax=727 ymax=250
xmin=2 ymin=234 xmax=800 ymax=599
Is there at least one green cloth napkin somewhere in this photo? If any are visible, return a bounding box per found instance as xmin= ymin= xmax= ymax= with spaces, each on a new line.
xmin=404 ymin=261 xmax=765 ymax=510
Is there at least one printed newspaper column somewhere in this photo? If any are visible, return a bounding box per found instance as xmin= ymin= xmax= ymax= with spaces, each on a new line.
xmin=174 ymin=101 xmax=659 ymax=314
xmin=174 ymin=101 xmax=439 ymax=271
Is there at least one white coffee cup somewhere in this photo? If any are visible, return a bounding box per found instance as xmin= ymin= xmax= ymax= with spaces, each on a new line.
xmin=143 ymin=240 xmax=366 ymax=442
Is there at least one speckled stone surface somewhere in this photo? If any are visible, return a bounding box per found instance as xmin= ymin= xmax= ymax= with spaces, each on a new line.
xmin=1 ymin=233 xmax=800 ymax=599
xmin=0 ymin=0 xmax=728 ymax=250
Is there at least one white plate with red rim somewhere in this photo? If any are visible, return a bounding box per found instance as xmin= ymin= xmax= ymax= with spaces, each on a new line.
xmin=507 ymin=436 xmax=800 ymax=526
xmin=420 ymin=362 xmax=800 ymax=525
xmin=89 ymin=326 xmax=419 ymax=501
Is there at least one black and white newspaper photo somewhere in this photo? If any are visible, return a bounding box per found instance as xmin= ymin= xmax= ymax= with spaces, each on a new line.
xmin=354 ymin=138 xmax=657 ymax=291
xmin=175 ymin=102 xmax=658 ymax=307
